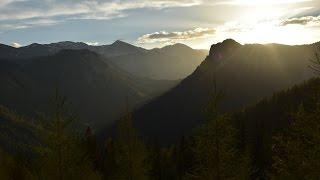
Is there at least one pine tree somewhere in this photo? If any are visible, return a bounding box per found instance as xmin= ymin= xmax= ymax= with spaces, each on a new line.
xmin=0 ymin=148 xmax=31 ymax=180
xmin=103 ymin=137 xmax=117 ymax=180
xmin=114 ymin=105 xmax=149 ymax=180
xmin=187 ymin=82 xmax=251 ymax=179
xmin=271 ymin=103 xmax=320 ymax=179
xmin=309 ymin=46 xmax=320 ymax=75
xmin=190 ymin=114 xmax=239 ymax=179
xmin=31 ymin=92 xmax=102 ymax=180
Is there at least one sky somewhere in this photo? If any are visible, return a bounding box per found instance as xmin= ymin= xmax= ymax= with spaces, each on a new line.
xmin=0 ymin=0 xmax=320 ymax=49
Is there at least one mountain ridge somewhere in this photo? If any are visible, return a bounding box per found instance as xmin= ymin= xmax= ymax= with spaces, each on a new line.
xmin=132 ymin=39 xmax=318 ymax=143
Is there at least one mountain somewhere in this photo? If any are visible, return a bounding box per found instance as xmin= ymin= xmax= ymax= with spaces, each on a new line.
xmin=0 ymin=44 xmax=23 ymax=59
xmin=0 ymin=41 xmax=88 ymax=59
xmin=93 ymin=40 xmax=147 ymax=57
xmin=0 ymin=49 xmax=176 ymax=130
xmin=0 ymin=41 xmax=206 ymax=80
xmin=109 ymin=43 xmax=208 ymax=80
xmin=0 ymin=40 xmax=145 ymax=60
xmin=132 ymin=39 xmax=318 ymax=143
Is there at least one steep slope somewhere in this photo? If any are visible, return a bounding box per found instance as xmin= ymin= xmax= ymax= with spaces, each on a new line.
xmin=133 ymin=39 xmax=318 ymax=142
xmin=0 ymin=49 xmax=176 ymax=130
xmin=0 ymin=106 xmax=39 ymax=155
xmin=109 ymin=43 xmax=208 ymax=80
xmin=232 ymin=78 xmax=320 ymax=178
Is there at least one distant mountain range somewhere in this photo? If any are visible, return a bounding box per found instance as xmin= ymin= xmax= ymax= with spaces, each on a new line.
xmin=0 ymin=41 xmax=208 ymax=80
xmin=2 ymin=39 xmax=320 ymax=142
xmin=109 ymin=43 xmax=207 ymax=80
xmin=132 ymin=39 xmax=320 ymax=143
xmin=0 ymin=40 xmax=145 ymax=59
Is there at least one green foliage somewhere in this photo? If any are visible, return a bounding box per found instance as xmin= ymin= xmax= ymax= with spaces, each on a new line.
xmin=189 ymin=114 xmax=250 ymax=180
xmin=0 ymin=148 xmax=31 ymax=180
xmin=187 ymin=84 xmax=251 ymax=180
xmin=114 ymin=109 xmax=150 ymax=180
xmin=29 ymin=93 xmax=102 ymax=180
xmin=271 ymin=103 xmax=320 ymax=179
xmin=2 ymin=75 xmax=320 ymax=180
xmin=102 ymin=138 xmax=117 ymax=180
xmin=309 ymin=47 xmax=320 ymax=75
xmin=232 ymin=78 xmax=320 ymax=178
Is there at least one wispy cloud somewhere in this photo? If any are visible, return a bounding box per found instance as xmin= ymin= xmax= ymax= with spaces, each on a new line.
xmin=0 ymin=18 xmax=60 ymax=30
xmin=0 ymin=0 xmax=203 ymax=30
xmin=280 ymin=15 xmax=320 ymax=26
xmin=137 ymin=27 xmax=215 ymax=44
xmin=0 ymin=0 xmax=201 ymax=20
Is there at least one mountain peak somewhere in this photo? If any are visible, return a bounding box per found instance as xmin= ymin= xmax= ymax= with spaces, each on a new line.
xmin=26 ymin=43 xmax=42 ymax=48
xmin=208 ymin=39 xmax=241 ymax=59
xmin=111 ymin=40 xmax=130 ymax=46
xmin=163 ymin=43 xmax=192 ymax=50
xmin=222 ymin=39 xmax=240 ymax=45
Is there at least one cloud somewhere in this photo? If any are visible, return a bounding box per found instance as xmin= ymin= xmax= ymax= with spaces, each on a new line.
xmin=0 ymin=0 xmax=201 ymax=21
xmin=85 ymin=42 xmax=99 ymax=46
xmin=0 ymin=18 xmax=60 ymax=30
xmin=211 ymin=0 xmax=313 ymax=6
xmin=11 ymin=42 xmax=22 ymax=48
xmin=0 ymin=0 xmax=203 ymax=30
xmin=137 ymin=27 xmax=215 ymax=44
xmin=280 ymin=15 xmax=320 ymax=26
xmin=0 ymin=0 xmax=317 ymax=31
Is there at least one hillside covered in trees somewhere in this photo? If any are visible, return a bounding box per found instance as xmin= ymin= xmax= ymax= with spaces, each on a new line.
xmin=1 ymin=39 xmax=320 ymax=180
xmin=1 ymin=76 xmax=320 ymax=179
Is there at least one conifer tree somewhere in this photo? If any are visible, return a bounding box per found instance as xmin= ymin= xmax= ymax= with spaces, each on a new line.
xmin=103 ymin=137 xmax=117 ymax=180
xmin=271 ymin=104 xmax=320 ymax=179
xmin=114 ymin=104 xmax=149 ymax=180
xmin=0 ymin=148 xmax=31 ymax=180
xmin=187 ymin=82 xmax=251 ymax=179
xmin=309 ymin=46 xmax=320 ymax=75
xmin=32 ymin=91 xmax=102 ymax=180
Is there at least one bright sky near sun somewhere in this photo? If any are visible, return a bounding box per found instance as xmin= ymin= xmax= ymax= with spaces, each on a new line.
xmin=0 ymin=0 xmax=319 ymax=49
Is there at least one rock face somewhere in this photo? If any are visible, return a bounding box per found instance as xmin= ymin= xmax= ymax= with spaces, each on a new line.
xmin=133 ymin=39 xmax=317 ymax=143
xmin=209 ymin=39 xmax=241 ymax=59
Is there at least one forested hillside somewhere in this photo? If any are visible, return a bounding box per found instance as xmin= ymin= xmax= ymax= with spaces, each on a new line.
xmin=2 ymin=77 xmax=320 ymax=180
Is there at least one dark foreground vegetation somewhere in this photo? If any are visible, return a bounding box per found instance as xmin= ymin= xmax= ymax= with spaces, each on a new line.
xmin=1 ymin=77 xmax=320 ymax=180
